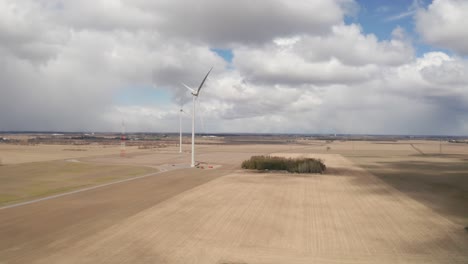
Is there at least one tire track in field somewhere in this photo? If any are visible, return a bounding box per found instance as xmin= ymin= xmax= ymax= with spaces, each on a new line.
xmin=410 ymin=143 xmax=425 ymax=155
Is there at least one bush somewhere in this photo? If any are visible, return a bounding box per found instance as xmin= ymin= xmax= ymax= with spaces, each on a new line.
xmin=241 ymin=156 xmax=326 ymax=174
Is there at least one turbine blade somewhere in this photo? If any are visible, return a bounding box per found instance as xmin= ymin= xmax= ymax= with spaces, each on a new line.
xmin=181 ymin=83 xmax=195 ymax=93
xmin=196 ymin=67 xmax=213 ymax=96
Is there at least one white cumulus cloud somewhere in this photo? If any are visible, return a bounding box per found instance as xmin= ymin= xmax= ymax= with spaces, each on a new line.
xmin=0 ymin=0 xmax=467 ymax=135
xmin=416 ymin=0 xmax=468 ymax=55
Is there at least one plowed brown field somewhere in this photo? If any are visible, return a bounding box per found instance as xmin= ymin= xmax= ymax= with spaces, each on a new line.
xmin=0 ymin=142 xmax=467 ymax=263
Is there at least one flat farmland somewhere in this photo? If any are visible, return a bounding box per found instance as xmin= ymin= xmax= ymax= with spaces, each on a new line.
xmin=0 ymin=144 xmax=151 ymax=165
xmin=342 ymin=141 xmax=468 ymax=226
xmin=0 ymin=160 xmax=157 ymax=206
xmin=0 ymin=141 xmax=467 ymax=263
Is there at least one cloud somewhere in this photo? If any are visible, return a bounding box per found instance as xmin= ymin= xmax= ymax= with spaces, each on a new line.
xmin=420 ymin=54 xmax=468 ymax=86
xmin=203 ymin=50 xmax=467 ymax=135
xmin=44 ymin=0 xmax=158 ymax=32
xmin=416 ymin=0 xmax=468 ymax=55
xmin=0 ymin=0 xmax=225 ymax=130
xmin=34 ymin=0 xmax=356 ymax=47
xmin=385 ymin=0 xmax=422 ymax=21
xmin=0 ymin=1 xmax=68 ymax=63
xmin=232 ymin=24 xmax=413 ymax=86
xmin=137 ymin=0 xmax=356 ymax=47
xmin=0 ymin=0 xmax=467 ymax=135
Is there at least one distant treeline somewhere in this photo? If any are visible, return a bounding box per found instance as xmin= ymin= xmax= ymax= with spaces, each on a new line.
xmin=242 ymin=156 xmax=326 ymax=174
xmin=449 ymin=140 xmax=468 ymax=144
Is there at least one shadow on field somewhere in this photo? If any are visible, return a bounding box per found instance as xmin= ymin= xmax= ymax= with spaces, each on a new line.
xmin=359 ymin=159 xmax=468 ymax=226
xmin=409 ymin=153 xmax=468 ymax=159
xmin=400 ymin=233 xmax=468 ymax=257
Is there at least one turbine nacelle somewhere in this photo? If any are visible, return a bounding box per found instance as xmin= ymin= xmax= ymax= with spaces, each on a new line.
xmin=182 ymin=83 xmax=197 ymax=96
xmin=182 ymin=67 xmax=213 ymax=97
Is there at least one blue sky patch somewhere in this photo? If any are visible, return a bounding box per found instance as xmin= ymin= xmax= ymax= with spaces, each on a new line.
xmin=211 ymin=48 xmax=233 ymax=63
xmin=350 ymin=0 xmax=433 ymax=56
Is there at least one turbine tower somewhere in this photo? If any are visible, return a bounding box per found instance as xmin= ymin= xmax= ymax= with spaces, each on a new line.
xmin=182 ymin=67 xmax=212 ymax=167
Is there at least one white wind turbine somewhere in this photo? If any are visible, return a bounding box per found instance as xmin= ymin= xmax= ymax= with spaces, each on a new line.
xmin=178 ymin=107 xmax=188 ymax=153
xmin=179 ymin=108 xmax=183 ymax=153
xmin=182 ymin=67 xmax=212 ymax=167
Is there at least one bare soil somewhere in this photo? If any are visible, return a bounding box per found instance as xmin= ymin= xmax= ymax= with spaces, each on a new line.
xmin=0 ymin=142 xmax=467 ymax=263
xmin=30 ymin=154 xmax=468 ymax=263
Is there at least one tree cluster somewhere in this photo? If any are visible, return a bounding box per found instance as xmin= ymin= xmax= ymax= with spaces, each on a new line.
xmin=242 ymin=156 xmax=326 ymax=174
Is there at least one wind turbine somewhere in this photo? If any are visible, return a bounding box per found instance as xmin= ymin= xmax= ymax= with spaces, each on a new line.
xmin=179 ymin=108 xmax=183 ymax=153
xmin=182 ymin=67 xmax=212 ymax=167
xmin=178 ymin=107 xmax=186 ymax=153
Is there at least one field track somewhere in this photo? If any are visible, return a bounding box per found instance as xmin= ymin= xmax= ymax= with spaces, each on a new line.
xmin=1 ymin=151 xmax=466 ymax=263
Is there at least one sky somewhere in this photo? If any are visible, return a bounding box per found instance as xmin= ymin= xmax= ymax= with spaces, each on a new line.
xmin=1 ymin=0 xmax=467 ymax=135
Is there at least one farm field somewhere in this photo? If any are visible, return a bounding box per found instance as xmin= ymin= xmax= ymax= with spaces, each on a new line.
xmin=0 ymin=140 xmax=467 ymax=263
xmin=0 ymin=160 xmax=157 ymax=206
xmin=0 ymin=144 xmax=148 ymax=165
xmin=341 ymin=141 xmax=468 ymax=226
